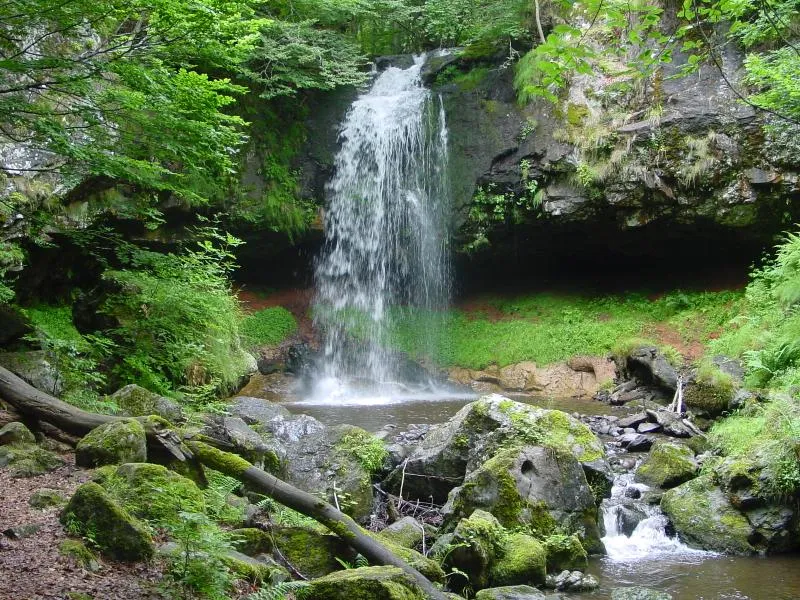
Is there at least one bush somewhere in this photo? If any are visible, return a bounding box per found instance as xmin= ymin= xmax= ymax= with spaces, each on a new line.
xmin=240 ymin=307 xmax=297 ymax=347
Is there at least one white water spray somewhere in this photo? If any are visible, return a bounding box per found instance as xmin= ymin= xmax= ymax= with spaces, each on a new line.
xmin=312 ymin=56 xmax=450 ymax=400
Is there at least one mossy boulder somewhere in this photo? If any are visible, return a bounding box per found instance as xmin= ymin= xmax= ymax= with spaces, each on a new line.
xmin=635 ymin=443 xmax=697 ymax=489
xmin=305 ymin=566 xmax=426 ymax=600
xmin=384 ymin=396 xmax=605 ymax=506
xmin=543 ymin=534 xmax=588 ymax=572
xmin=443 ymin=510 xmax=504 ymax=592
xmin=0 ymin=443 xmax=64 ymax=477
xmin=490 ymin=533 xmax=546 ymax=587
xmin=474 ymin=586 xmax=545 ymax=600
xmin=377 ymin=517 xmax=426 ymax=549
xmin=661 ymin=475 xmax=755 ymax=554
xmin=443 ymin=445 xmax=603 ymax=553
xmin=271 ymin=526 xmax=356 ymax=579
xmin=95 ymin=462 xmax=205 ymax=524
xmin=110 ymin=384 xmax=184 ymax=422
xmin=231 ymin=527 xmax=273 ymax=556
xmin=75 ymin=420 xmax=147 ymax=468
xmin=29 ymin=487 xmax=67 ymax=509
xmin=224 ymin=549 xmax=290 ymax=584
xmin=61 ymin=482 xmax=154 ymax=561
xmin=369 ymin=534 xmax=445 ymax=584
xmin=0 ymin=422 xmax=35 ymax=445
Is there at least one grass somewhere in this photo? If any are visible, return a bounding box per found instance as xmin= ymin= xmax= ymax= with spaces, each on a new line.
xmin=384 ymin=290 xmax=743 ymax=369
xmin=240 ymin=306 xmax=297 ymax=347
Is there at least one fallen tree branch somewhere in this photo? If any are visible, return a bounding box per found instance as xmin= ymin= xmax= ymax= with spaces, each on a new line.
xmin=187 ymin=441 xmax=447 ymax=600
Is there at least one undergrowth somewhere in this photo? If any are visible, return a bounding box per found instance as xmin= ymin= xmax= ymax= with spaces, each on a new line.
xmin=384 ymin=289 xmax=741 ymax=369
xmin=240 ymin=306 xmax=298 ymax=347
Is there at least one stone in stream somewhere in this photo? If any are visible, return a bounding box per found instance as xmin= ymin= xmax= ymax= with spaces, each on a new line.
xmin=637 ymin=422 xmax=661 ymax=434
xmin=618 ymin=433 xmax=653 ymax=452
xmin=442 ymin=445 xmax=604 ymax=553
xmin=635 ymin=442 xmax=697 ymax=489
xmin=383 ymin=395 xmax=607 ymax=505
xmin=611 ymin=588 xmax=673 ymax=600
xmin=474 ymin=586 xmax=545 ymax=600
xmin=617 ymin=412 xmax=649 ymax=429
xmin=545 ymin=569 xmax=599 ymax=592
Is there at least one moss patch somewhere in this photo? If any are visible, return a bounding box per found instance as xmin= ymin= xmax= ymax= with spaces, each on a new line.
xmin=543 ymin=534 xmax=587 ymax=572
xmin=490 ymin=532 xmax=546 ymax=587
xmin=0 ymin=443 xmax=64 ymax=478
xmin=635 ymin=443 xmax=697 ymax=489
xmin=306 ymin=566 xmax=426 ymax=600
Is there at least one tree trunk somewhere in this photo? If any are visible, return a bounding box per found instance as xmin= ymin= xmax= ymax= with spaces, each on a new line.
xmin=0 ymin=365 xmax=446 ymax=599
xmin=187 ymin=441 xmax=447 ymax=600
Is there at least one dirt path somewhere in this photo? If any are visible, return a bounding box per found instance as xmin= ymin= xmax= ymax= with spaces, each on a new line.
xmin=0 ymin=457 xmax=164 ymax=600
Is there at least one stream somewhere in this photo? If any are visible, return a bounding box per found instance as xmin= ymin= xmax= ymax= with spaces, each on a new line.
xmin=281 ymin=391 xmax=800 ymax=600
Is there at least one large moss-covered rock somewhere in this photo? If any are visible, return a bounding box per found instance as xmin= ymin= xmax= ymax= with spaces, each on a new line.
xmin=95 ymin=462 xmax=204 ymax=524
xmin=271 ymin=526 xmax=356 ymax=579
xmin=61 ymin=482 xmax=154 ymax=561
xmin=443 ymin=510 xmax=504 ymax=592
xmin=474 ymin=586 xmax=545 ymax=600
xmin=230 ymin=396 xmax=379 ymax=522
xmin=368 ymin=534 xmax=445 ymax=584
xmin=305 ymin=566 xmax=426 ymax=600
xmin=635 ymin=443 xmax=697 ymax=489
xmin=661 ymin=475 xmax=755 ymax=554
xmin=76 ymin=420 xmax=147 ymax=467
xmin=443 ymin=445 xmax=603 ymax=553
xmin=110 ymin=384 xmax=183 ymax=422
xmin=384 ymin=396 xmax=606 ymax=505
xmin=543 ymin=534 xmax=588 ymax=572
xmin=490 ymin=533 xmax=546 ymax=587
xmin=0 ymin=442 xmax=64 ymax=477
xmin=0 ymin=421 xmax=35 ymax=445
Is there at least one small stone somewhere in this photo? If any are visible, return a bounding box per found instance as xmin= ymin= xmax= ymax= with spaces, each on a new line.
xmin=3 ymin=523 xmax=42 ymax=539
xmin=637 ymin=422 xmax=661 ymax=434
xmin=618 ymin=433 xmax=653 ymax=452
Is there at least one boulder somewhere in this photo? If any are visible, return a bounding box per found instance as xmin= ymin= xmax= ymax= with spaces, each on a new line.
xmin=0 ymin=443 xmax=64 ymax=477
xmin=61 ymin=482 xmax=154 ymax=561
xmin=618 ymin=433 xmax=654 ymax=452
xmin=498 ymin=362 xmax=539 ymax=391
xmin=474 ymin=586 xmax=545 ymax=600
xmin=75 ymin=419 xmax=147 ymax=467
xmin=230 ymin=397 xmax=379 ymax=521
xmin=545 ymin=569 xmax=599 ymax=592
xmin=201 ymin=415 xmax=278 ymax=468
xmin=377 ymin=516 xmax=426 ymax=549
xmin=305 ymin=566 xmax=426 ymax=600
xmin=611 ymin=587 xmax=673 ymax=600
xmin=270 ymin=526 xmax=356 ymax=579
xmin=490 ymin=533 xmax=546 ymax=587
xmin=442 ymin=445 xmax=603 ymax=553
xmin=95 ymin=463 xmax=205 ymax=525
xmin=635 ymin=443 xmax=697 ymax=489
xmin=543 ymin=534 xmax=588 ymax=572
xmin=110 ymin=384 xmax=183 ymax=422
xmin=625 ymin=346 xmax=678 ymax=391
xmin=443 ymin=510 xmax=504 ymax=592
xmin=0 ymin=421 xmax=35 ymax=445
xmin=661 ymin=475 xmax=755 ymax=554
xmin=59 ymin=539 xmax=100 ymax=572
xmin=0 ymin=305 xmax=30 ymax=345
xmin=0 ymin=351 xmax=63 ymax=395
xmin=384 ymin=396 xmax=605 ymax=505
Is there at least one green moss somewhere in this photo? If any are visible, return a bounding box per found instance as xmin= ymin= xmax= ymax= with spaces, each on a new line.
xmin=524 ymin=501 xmax=559 ymax=538
xmin=231 ymin=528 xmax=272 ymax=555
xmin=635 ymin=443 xmax=697 ymax=489
xmin=272 ymin=526 xmax=353 ymax=579
xmin=685 ymin=365 xmax=735 ymax=416
xmin=59 ymin=539 xmax=99 ymax=570
xmin=75 ymin=419 xmax=147 ymax=468
xmin=490 ymin=533 xmax=546 ymax=587
xmin=335 ymin=428 xmax=388 ymax=474
xmin=367 ymin=532 xmax=445 ymax=584
xmin=306 ymin=566 xmax=426 ymax=600
xmin=566 ymin=103 xmax=589 ymax=126
xmin=240 ymin=307 xmax=298 ymax=347
xmin=61 ymin=482 xmax=154 ymax=561
xmin=0 ymin=443 xmax=64 ymax=478
xmin=29 ymin=488 xmax=67 ymax=509
xmin=187 ymin=441 xmax=253 ymax=477
xmin=470 ymin=450 xmax=524 ymax=526
xmin=98 ymin=463 xmax=205 ymax=526
xmin=542 ymin=534 xmax=587 ymax=572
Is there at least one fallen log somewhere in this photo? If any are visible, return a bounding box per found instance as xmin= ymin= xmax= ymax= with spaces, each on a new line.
xmin=0 ymin=364 xmax=446 ymax=599
xmin=188 ymin=441 xmax=447 ymax=600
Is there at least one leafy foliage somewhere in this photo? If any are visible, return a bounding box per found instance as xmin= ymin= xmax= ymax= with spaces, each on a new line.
xmin=241 ymin=307 xmax=298 ymax=347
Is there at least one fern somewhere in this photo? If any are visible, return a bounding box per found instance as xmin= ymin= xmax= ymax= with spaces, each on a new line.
xmin=246 ymin=581 xmax=310 ymax=600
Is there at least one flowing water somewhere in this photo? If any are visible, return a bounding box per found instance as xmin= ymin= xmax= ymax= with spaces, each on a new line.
xmin=312 ymin=55 xmax=450 ymax=401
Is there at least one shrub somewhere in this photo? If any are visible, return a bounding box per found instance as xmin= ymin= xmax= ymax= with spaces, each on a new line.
xmin=240 ymin=307 xmax=297 ymax=347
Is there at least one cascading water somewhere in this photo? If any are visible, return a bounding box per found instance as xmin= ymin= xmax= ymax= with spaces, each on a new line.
xmin=312 ymin=55 xmax=451 ymax=401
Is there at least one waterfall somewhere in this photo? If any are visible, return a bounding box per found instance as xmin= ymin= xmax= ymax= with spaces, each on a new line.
xmin=312 ymin=55 xmax=450 ymax=400
xmin=601 ymin=471 xmax=710 ymax=562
